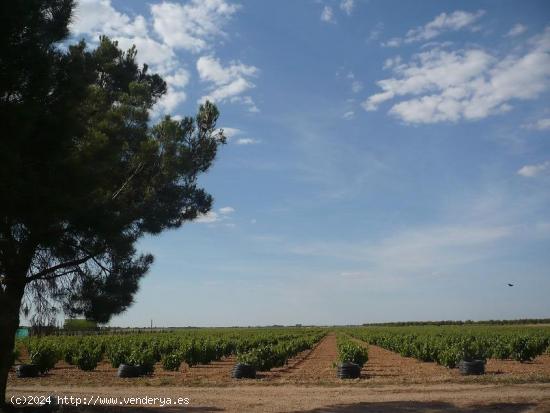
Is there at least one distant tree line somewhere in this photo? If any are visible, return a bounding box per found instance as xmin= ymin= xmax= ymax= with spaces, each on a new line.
xmin=362 ymin=318 xmax=550 ymax=327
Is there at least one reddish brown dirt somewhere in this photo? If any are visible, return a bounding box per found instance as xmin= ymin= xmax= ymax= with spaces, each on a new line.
xmin=362 ymin=343 xmax=456 ymax=383
xmin=268 ymin=333 xmax=339 ymax=383
xmin=486 ymin=355 xmax=550 ymax=376
xmin=7 ymin=357 xmax=240 ymax=387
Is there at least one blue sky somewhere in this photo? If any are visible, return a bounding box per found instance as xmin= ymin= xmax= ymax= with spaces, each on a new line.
xmin=69 ymin=0 xmax=550 ymax=326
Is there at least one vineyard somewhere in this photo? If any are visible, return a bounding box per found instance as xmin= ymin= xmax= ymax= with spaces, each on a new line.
xmin=9 ymin=324 xmax=550 ymax=382
xmin=13 ymin=328 xmax=327 ymax=377
xmin=7 ymin=324 xmax=550 ymax=412
xmin=345 ymin=325 xmax=550 ymax=368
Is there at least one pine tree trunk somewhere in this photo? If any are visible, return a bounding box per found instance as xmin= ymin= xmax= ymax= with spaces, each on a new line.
xmin=0 ymin=276 xmax=25 ymax=410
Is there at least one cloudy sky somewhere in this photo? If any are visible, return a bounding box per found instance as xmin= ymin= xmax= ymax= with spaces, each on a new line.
xmin=70 ymin=0 xmax=550 ymax=326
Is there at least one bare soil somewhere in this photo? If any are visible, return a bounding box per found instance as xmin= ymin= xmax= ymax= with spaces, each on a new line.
xmin=265 ymin=332 xmax=340 ymax=383
xmin=7 ymin=383 xmax=550 ymax=412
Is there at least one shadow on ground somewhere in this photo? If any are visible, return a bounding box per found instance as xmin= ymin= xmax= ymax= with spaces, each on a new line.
xmin=290 ymin=401 xmax=536 ymax=413
xmin=7 ymin=401 xmax=544 ymax=413
xmin=8 ymin=406 xmax=223 ymax=413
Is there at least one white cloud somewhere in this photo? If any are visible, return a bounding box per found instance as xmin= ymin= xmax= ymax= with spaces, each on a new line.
xmin=219 ymin=206 xmax=235 ymax=214
xmin=218 ymin=127 xmax=241 ymax=138
xmin=285 ymin=180 xmax=550 ymax=286
xmin=207 ymin=78 xmax=250 ymax=100
xmin=114 ymin=36 xmax=177 ymax=74
xmin=345 ymin=72 xmax=363 ymax=93
xmin=71 ymin=1 xmax=177 ymax=73
xmin=71 ymin=1 xmax=261 ymax=117
xmin=405 ymin=10 xmax=485 ymax=43
xmin=197 ymin=56 xmax=259 ymax=110
xmin=366 ymin=226 xmax=511 ymax=271
xmin=196 ymin=206 xmax=235 ymax=224
xmin=215 ymin=127 xmax=259 ymax=145
xmin=517 ymin=161 xmax=550 ymax=177
xmin=151 ymin=0 xmax=239 ymax=53
xmin=340 ymin=0 xmax=354 ymax=16
xmin=154 ymin=89 xmax=187 ymax=115
xmin=381 ymin=10 xmax=484 ymax=47
xmin=163 ymin=69 xmax=191 ymax=88
xmin=351 ymin=80 xmax=363 ymax=93
xmin=230 ymin=95 xmax=260 ymax=113
xmin=523 ymin=117 xmax=550 ymax=131
xmin=534 ymin=118 xmax=550 ymax=130
xmin=236 ymin=138 xmax=259 ymax=145
xmin=71 ymin=0 xmax=148 ymax=39
xmin=506 ymin=23 xmax=527 ymax=37
xmin=197 ymin=56 xmax=257 ymax=85
xmin=368 ymin=23 xmax=384 ymax=42
xmin=363 ymin=90 xmax=397 ymax=112
xmin=291 ymin=224 xmax=513 ymax=274
xmin=420 ymin=40 xmax=454 ymax=50
xmin=383 ymin=56 xmax=402 ymax=70
xmin=363 ymin=28 xmax=550 ymax=123
xmin=195 ymin=211 xmax=220 ymax=223
xmin=343 ymin=111 xmax=355 ymax=120
xmin=382 ymin=38 xmax=402 ymax=48
xmin=321 ymin=6 xmax=334 ymax=23
xmin=151 ymin=68 xmax=190 ymax=116
xmin=339 ymin=271 xmax=364 ymax=278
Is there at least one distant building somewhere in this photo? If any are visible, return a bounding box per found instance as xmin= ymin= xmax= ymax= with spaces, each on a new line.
xmin=15 ymin=327 xmax=30 ymax=338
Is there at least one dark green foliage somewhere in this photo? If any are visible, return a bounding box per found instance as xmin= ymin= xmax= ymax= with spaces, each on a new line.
xmin=346 ymin=325 xmax=550 ymax=368
xmin=128 ymin=349 xmax=156 ymax=375
xmin=336 ymin=337 xmax=368 ymax=367
xmin=508 ymin=336 xmax=548 ymax=362
xmin=457 ymin=336 xmax=488 ymax=362
xmin=28 ymin=343 xmax=59 ymax=374
xmin=237 ymin=346 xmax=280 ymax=371
xmin=236 ymin=334 xmax=323 ymax=371
xmin=436 ymin=345 xmax=461 ymax=368
xmin=72 ymin=343 xmax=103 ymax=371
xmin=106 ymin=342 xmax=132 ymax=368
xmin=491 ymin=336 xmax=512 ymax=360
xmin=161 ymin=352 xmax=183 ymax=371
xmin=181 ymin=340 xmax=207 ymax=367
xmin=62 ymin=345 xmax=76 ymax=365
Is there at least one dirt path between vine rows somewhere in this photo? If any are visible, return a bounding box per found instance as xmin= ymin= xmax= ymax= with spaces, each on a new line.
xmin=266 ymin=333 xmax=339 ymax=383
xmin=7 ymin=382 xmax=550 ymax=412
